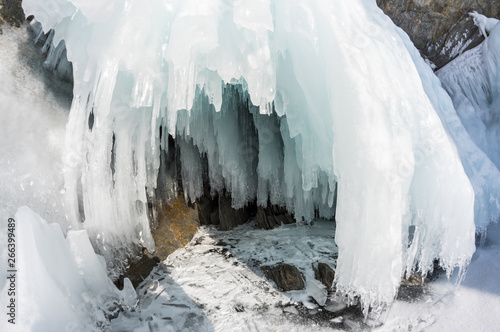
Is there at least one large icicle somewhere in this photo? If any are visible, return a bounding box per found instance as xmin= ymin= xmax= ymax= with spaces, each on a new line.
xmin=22 ymin=0 xmax=476 ymax=309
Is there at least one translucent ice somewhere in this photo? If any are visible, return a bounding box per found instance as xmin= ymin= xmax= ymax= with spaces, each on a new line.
xmin=0 ymin=207 xmax=135 ymax=331
xmin=22 ymin=0 xmax=477 ymax=309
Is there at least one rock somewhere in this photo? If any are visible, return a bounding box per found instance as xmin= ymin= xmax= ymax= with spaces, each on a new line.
xmin=397 ymin=272 xmax=429 ymax=301
xmin=255 ymin=205 xmax=295 ymax=230
xmin=261 ymin=264 xmax=305 ymax=291
xmin=313 ymin=262 xmax=336 ymax=289
xmin=209 ymin=208 xmax=220 ymax=225
xmin=0 ymin=0 xmax=25 ymax=32
xmin=218 ymin=194 xmax=253 ymax=231
xmin=196 ymin=195 xmax=215 ymax=225
xmin=152 ymin=196 xmax=200 ymax=259
xmin=377 ymin=0 xmax=500 ymax=69
xmin=122 ymin=196 xmax=199 ymax=288
xmin=401 ymin=272 xmax=427 ymax=285
xmin=119 ymin=253 xmax=161 ymax=289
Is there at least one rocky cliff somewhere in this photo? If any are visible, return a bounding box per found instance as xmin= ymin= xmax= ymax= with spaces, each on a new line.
xmin=377 ymin=0 xmax=500 ymax=69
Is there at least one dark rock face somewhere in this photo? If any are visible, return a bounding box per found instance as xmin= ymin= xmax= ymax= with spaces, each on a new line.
xmin=377 ymin=0 xmax=500 ymax=69
xmin=0 ymin=0 xmax=24 ymax=32
xmin=197 ymin=195 xmax=215 ymax=225
xmin=255 ymin=205 xmax=295 ymax=230
xmin=261 ymin=264 xmax=305 ymax=291
xmin=218 ymin=194 xmax=253 ymax=231
xmin=124 ymin=197 xmax=200 ymax=288
xmin=313 ymin=263 xmax=336 ymax=289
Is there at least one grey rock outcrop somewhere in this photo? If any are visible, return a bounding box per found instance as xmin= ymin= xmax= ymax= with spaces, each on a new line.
xmin=313 ymin=262 xmax=336 ymax=289
xmin=255 ymin=205 xmax=295 ymax=230
xmin=123 ymin=197 xmax=200 ymax=288
xmin=261 ymin=264 xmax=305 ymax=291
xmin=377 ymin=0 xmax=500 ymax=69
xmin=218 ymin=194 xmax=253 ymax=231
xmin=0 ymin=0 xmax=24 ymax=33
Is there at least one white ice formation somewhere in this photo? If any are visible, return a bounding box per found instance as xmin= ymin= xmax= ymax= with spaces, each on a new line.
xmin=437 ymin=14 xmax=500 ymax=237
xmin=21 ymin=0 xmax=500 ymax=311
xmin=0 ymin=207 xmax=137 ymax=331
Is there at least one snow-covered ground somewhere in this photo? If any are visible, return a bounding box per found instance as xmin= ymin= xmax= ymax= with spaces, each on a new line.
xmin=110 ymin=220 xmax=500 ymax=332
xmin=112 ymin=222 xmax=349 ymax=332
xmin=379 ymin=223 xmax=500 ymax=331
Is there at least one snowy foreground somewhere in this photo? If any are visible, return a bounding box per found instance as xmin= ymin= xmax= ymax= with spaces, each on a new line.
xmin=2 ymin=205 xmax=500 ymax=331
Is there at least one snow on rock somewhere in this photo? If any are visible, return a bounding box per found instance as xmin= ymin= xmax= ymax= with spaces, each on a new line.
xmin=469 ymin=12 xmax=500 ymax=38
xmin=21 ymin=0 xmax=476 ymax=310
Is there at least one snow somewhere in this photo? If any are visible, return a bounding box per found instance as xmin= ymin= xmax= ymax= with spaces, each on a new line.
xmin=377 ymin=223 xmax=500 ymax=332
xmin=112 ymin=221 xmax=352 ymax=332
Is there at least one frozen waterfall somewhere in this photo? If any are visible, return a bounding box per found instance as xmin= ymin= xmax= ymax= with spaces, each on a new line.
xmin=21 ymin=0 xmax=496 ymax=311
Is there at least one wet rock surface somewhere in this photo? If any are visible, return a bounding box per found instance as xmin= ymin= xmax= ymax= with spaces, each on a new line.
xmin=377 ymin=0 xmax=500 ymax=69
xmin=218 ymin=194 xmax=254 ymax=231
xmin=261 ymin=263 xmax=305 ymax=291
xmin=124 ymin=197 xmax=200 ymax=288
xmin=255 ymin=205 xmax=295 ymax=230
xmin=313 ymin=262 xmax=336 ymax=289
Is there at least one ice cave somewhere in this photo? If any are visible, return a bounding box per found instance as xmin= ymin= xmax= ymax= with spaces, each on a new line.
xmin=1 ymin=0 xmax=500 ymax=331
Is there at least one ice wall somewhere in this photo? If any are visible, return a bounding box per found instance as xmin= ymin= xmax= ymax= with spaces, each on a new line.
xmin=22 ymin=0 xmax=477 ymax=309
xmin=437 ymin=15 xmax=500 ymax=235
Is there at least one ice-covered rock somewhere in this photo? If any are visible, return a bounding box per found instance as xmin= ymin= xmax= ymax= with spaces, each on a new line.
xmin=377 ymin=0 xmax=500 ymax=68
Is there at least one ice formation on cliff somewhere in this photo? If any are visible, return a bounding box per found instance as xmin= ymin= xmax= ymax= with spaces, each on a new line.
xmin=21 ymin=0 xmax=485 ymax=310
xmin=437 ymin=14 xmax=500 ymax=236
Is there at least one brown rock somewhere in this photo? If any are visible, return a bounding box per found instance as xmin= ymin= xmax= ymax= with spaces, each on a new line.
xmin=377 ymin=0 xmax=500 ymax=69
xmin=152 ymin=196 xmax=200 ymax=259
xmin=255 ymin=205 xmax=295 ymax=230
xmin=0 ymin=0 xmax=25 ymax=32
xmin=196 ymin=196 xmax=212 ymax=225
xmin=218 ymin=194 xmax=252 ymax=231
xmin=261 ymin=264 xmax=305 ymax=291
xmin=123 ymin=196 xmax=200 ymax=288
xmin=398 ymin=272 xmax=429 ymax=301
xmin=209 ymin=208 xmax=220 ymax=225
xmin=313 ymin=262 xmax=335 ymax=289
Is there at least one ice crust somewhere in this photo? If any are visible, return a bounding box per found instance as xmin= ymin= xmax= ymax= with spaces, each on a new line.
xmin=21 ymin=0 xmax=481 ymax=309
